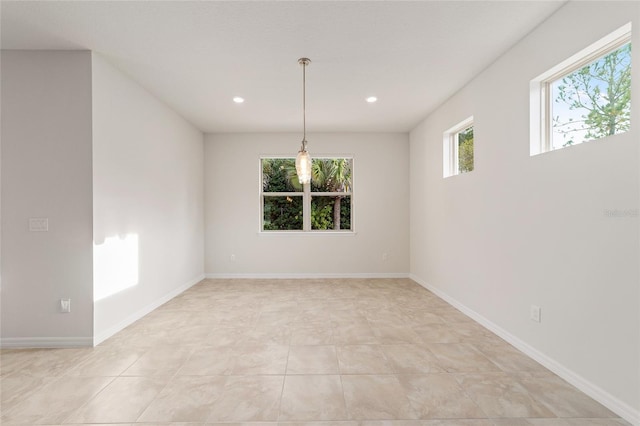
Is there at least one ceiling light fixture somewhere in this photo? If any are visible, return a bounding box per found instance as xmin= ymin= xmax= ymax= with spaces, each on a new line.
xmin=366 ymin=96 xmax=378 ymax=103
xmin=233 ymin=96 xmax=244 ymax=103
xmin=295 ymin=57 xmax=312 ymax=185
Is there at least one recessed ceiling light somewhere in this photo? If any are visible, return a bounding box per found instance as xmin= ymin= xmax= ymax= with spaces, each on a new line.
xmin=233 ymin=96 xmax=245 ymax=103
xmin=366 ymin=96 xmax=378 ymax=103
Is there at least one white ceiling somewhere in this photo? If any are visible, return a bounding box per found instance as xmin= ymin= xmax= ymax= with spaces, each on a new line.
xmin=1 ymin=1 xmax=566 ymax=133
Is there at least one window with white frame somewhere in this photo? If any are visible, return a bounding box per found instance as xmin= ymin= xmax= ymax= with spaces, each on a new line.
xmin=443 ymin=117 xmax=474 ymax=178
xmin=530 ymin=23 xmax=632 ymax=155
xmin=261 ymin=157 xmax=353 ymax=232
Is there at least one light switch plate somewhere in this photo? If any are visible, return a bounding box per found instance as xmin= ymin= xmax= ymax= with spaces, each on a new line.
xmin=530 ymin=305 xmax=541 ymax=322
xmin=29 ymin=218 xmax=49 ymax=232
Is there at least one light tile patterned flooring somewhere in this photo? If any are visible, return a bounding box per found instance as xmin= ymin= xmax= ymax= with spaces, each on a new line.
xmin=0 ymin=278 xmax=630 ymax=425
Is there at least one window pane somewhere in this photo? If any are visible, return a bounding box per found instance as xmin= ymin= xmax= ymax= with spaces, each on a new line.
xmin=310 ymin=158 xmax=352 ymax=193
xmin=311 ymin=196 xmax=351 ymax=230
xmin=263 ymin=196 xmax=303 ymax=230
xmin=262 ymin=158 xmax=302 ymax=192
xmin=551 ymin=42 xmax=631 ymax=150
xmin=457 ymin=126 xmax=474 ymax=174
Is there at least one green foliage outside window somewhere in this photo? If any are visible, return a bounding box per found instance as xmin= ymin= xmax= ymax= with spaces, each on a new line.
xmin=262 ymin=158 xmax=300 ymax=193
xmin=458 ymin=126 xmax=474 ymax=173
xmin=262 ymin=159 xmax=302 ymax=230
xmin=263 ymin=196 xmax=303 ymax=230
xmin=552 ymin=43 xmax=631 ymax=147
xmin=311 ymin=196 xmax=351 ymax=230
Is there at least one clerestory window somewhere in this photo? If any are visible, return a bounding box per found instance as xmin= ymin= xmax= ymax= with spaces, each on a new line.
xmin=530 ymin=23 xmax=632 ymax=155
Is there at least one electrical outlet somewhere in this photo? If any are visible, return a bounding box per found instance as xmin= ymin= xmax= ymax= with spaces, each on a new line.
xmin=29 ymin=218 xmax=49 ymax=232
xmin=530 ymin=305 xmax=541 ymax=322
xmin=230 ymin=254 xmax=236 ymax=262
xmin=60 ymin=299 xmax=71 ymax=313
xmin=382 ymin=252 xmax=389 ymax=261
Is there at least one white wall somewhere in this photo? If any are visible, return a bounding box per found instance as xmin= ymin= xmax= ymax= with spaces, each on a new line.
xmin=204 ymin=133 xmax=409 ymax=276
xmin=92 ymin=54 xmax=204 ymax=343
xmin=1 ymin=51 xmax=94 ymax=346
xmin=410 ymin=1 xmax=639 ymax=422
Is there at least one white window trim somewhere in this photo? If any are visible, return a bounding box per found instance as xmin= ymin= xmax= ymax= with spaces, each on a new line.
xmin=530 ymin=22 xmax=632 ymax=156
xmin=259 ymin=155 xmax=355 ymax=234
xmin=443 ymin=116 xmax=474 ymax=178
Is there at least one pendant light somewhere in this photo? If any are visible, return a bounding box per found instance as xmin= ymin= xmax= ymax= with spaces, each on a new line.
xmin=295 ymin=57 xmax=312 ymax=185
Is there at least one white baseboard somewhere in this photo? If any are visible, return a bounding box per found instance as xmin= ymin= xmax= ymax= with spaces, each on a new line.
xmin=409 ymin=273 xmax=640 ymax=426
xmin=0 ymin=336 xmax=93 ymax=348
xmin=92 ymin=273 xmax=205 ymax=346
xmin=204 ymin=272 xmax=410 ymax=279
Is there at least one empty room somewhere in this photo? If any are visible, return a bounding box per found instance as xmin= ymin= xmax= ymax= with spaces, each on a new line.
xmin=1 ymin=1 xmax=639 ymax=425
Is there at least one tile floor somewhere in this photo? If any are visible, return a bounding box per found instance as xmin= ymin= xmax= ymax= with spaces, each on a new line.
xmin=0 ymin=278 xmax=631 ymax=425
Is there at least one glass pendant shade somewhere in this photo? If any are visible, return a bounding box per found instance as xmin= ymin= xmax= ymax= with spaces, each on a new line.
xmin=295 ymin=146 xmax=312 ymax=184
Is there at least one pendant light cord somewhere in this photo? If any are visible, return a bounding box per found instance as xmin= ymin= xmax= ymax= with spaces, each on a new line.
xmin=302 ymin=60 xmax=307 ymax=149
xmin=298 ymin=58 xmax=310 ymax=151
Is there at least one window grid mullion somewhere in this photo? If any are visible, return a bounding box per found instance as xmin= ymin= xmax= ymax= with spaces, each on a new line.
xmin=311 ymin=192 xmax=352 ymax=197
xmin=303 ymin=184 xmax=311 ymax=231
xmin=453 ymin=133 xmax=460 ymax=175
xmin=263 ymin=192 xmax=303 ymax=197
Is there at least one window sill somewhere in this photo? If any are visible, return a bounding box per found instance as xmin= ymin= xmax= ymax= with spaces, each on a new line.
xmin=258 ymin=231 xmax=357 ymax=237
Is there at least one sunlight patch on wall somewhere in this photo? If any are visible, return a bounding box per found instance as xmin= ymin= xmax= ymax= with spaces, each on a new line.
xmin=94 ymin=234 xmax=139 ymax=301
